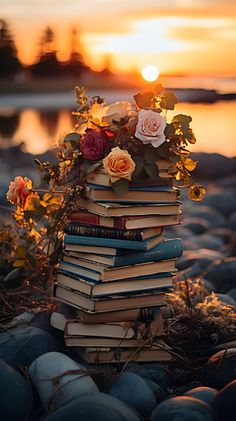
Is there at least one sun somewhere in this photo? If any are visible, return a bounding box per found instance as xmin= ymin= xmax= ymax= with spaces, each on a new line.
xmin=141 ymin=65 xmax=160 ymax=82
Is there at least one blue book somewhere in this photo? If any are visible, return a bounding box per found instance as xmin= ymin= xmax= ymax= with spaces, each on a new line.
xmin=64 ymin=231 xmax=164 ymax=251
xmin=85 ymin=184 xmax=180 ymax=203
xmin=64 ymin=238 xmax=183 ymax=269
xmin=56 ymin=269 xmax=174 ymax=297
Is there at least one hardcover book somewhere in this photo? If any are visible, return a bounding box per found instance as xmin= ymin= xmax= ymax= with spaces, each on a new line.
xmin=56 ymin=270 xmax=174 ymax=297
xmin=84 ymin=184 xmax=180 ymax=203
xmin=64 ymin=238 xmax=183 ymax=268
xmin=76 ymin=197 xmax=181 ymax=217
xmin=53 ymin=284 xmax=167 ymax=312
xmin=68 ymin=211 xmax=182 ymax=230
xmin=75 ymin=344 xmax=172 ymax=363
xmin=65 ymin=320 xmax=135 ymax=339
xmin=58 ymin=258 xmax=177 ymax=282
xmin=63 ymin=232 xmax=164 ymax=251
xmin=64 ymin=223 xmax=163 ymax=241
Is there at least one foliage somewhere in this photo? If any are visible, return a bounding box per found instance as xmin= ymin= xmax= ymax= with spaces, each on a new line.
xmin=1 ymin=85 xmax=205 ymax=281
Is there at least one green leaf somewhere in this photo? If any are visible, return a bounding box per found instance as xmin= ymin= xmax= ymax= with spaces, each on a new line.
xmin=164 ymin=124 xmax=175 ymax=137
xmin=157 ymin=141 xmax=171 ymax=159
xmin=160 ymin=91 xmax=178 ymax=110
xmin=144 ymin=163 xmax=159 ymax=179
xmin=132 ymin=155 xmax=144 ymax=177
xmin=172 ymin=114 xmax=192 ymax=124
xmin=144 ymin=147 xmax=161 ymax=164
xmin=112 ymin=179 xmax=130 ymax=196
xmin=64 ymin=132 xmax=81 ymax=143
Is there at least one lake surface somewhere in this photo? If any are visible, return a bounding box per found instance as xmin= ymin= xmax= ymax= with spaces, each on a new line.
xmin=0 ymin=91 xmax=236 ymax=157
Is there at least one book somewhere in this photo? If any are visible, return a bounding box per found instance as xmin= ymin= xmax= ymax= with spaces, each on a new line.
xmin=76 ymin=197 xmax=181 ymax=217
xmin=64 ymin=223 xmax=163 ymax=241
xmin=65 ymin=320 xmax=135 ymax=339
xmin=64 ymin=335 xmax=151 ymax=348
xmin=84 ymin=184 xmax=180 ymax=203
xmin=75 ymin=344 xmax=172 ymax=363
xmin=56 ymin=270 xmax=174 ymax=297
xmin=64 ymin=238 xmax=183 ymax=268
xmin=58 ymin=259 xmax=177 ymax=282
xmin=54 ymin=284 xmax=167 ymax=312
xmin=63 ymin=232 xmax=164 ymax=251
xmin=76 ymin=307 xmax=163 ymax=324
xmin=68 ymin=211 xmax=182 ymax=230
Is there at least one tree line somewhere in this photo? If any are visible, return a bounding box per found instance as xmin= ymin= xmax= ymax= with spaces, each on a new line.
xmin=0 ymin=19 xmax=93 ymax=79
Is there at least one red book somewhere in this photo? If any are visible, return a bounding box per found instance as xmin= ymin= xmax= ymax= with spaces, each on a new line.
xmin=68 ymin=211 xmax=182 ymax=230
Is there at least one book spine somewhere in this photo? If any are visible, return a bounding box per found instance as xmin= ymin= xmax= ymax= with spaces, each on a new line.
xmin=63 ymin=234 xmax=151 ymax=250
xmin=64 ymin=223 xmax=143 ymax=241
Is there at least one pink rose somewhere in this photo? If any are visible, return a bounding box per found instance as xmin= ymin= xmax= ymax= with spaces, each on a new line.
xmin=135 ymin=109 xmax=166 ymax=148
xmin=80 ymin=130 xmax=109 ymax=161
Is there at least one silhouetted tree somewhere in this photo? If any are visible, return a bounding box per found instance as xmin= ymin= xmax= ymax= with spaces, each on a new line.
xmin=30 ymin=26 xmax=61 ymax=78
xmin=0 ymin=19 xmax=22 ymax=78
xmin=62 ymin=28 xmax=88 ymax=77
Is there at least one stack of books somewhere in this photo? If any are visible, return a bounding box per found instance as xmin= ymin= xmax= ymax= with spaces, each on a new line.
xmin=51 ymin=162 xmax=183 ymax=363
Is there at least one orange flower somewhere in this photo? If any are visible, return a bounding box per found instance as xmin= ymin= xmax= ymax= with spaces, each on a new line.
xmin=102 ymin=146 xmax=136 ymax=183
xmin=6 ymin=176 xmax=32 ymax=209
xmin=188 ymin=184 xmax=206 ymax=202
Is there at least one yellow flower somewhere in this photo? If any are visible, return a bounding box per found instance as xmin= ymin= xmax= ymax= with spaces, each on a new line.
xmin=102 ymin=147 xmax=136 ymax=183
xmin=188 ymin=184 xmax=206 ymax=202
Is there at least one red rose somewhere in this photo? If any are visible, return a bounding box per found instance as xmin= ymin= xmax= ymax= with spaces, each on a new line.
xmin=80 ymin=130 xmax=109 ymax=161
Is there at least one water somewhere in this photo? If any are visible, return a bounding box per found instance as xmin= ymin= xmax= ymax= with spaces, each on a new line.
xmin=0 ymin=89 xmax=236 ymax=157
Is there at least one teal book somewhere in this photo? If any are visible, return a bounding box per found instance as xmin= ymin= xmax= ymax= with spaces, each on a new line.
xmin=63 ymin=231 xmax=164 ymax=251
xmin=65 ymin=238 xmax=183 ymax=268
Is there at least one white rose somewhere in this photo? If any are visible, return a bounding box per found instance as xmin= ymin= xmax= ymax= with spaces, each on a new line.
xmin=91 ymin=101 xmax=131 ymax=124
xmin=135 ymin=109 xmax=166 ymax=148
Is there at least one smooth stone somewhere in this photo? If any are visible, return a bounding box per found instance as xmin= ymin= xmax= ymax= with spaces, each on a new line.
xmin=183 ymin=205 xmax=226 ymax=228
xmin=228 ymin=212 xmax=236 ymax=231
xmin=0 ymin=326 xmax=60 ymax=369
xmin=202 ymin=348 xmax=236 ymax=388
xmin=192 ymin=153 xmax=235 ymax=179
xmin=128 ymin=363 xmax=172 ymax=388
xmin=42 ymin=393 xmax=141 ymax=421
xmin=108 ymin=372 xmax=156 ymax=417
xmin=185 ymin=386 xmax=217 ymax=405
xmin=204 ymin=258 xmax=236 ymax=292
xmin=214 ymin=293 xmax=236 ymax=309
xmin=176 ymin=262 xmax=206 ymax=280
xmin=212 ymin=380 xmax=236 ymax=421
xmin=200 ymin=279 xmax=217 ymax=293
xmin=151 ymin=396 xmax=216 ymax=421
xmin=0 ymin=358 xmax=31 ymax=421
xmin=183 ymin=217 xmax=210 ymax=234
xmin=227 ymin=288 xmax=236 ymax=301
xmin=194 ymin=233 xmax=224 ymax=250
xmin=29 ymin=352 xmax=99 ymax=411
xmin=202 ymin=191 xmax=236 ymax=216
xmin=209 ymin=227 xmax=233 ymax=243
xmin=144 ymin=379 xmax=168 ymax=404
xmin=177 ymin=253 xmax=214 ymax=271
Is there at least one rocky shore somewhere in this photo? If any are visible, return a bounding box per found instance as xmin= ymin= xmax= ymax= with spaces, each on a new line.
xmin=0 ymin=146 xmax=236 ymax=420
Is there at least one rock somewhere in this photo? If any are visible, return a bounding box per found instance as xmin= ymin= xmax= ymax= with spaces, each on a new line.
xmin=194 ymin=233 xmax=224 ymax=250
xmin=151 ymin=396 xmax=216 ymax=421
xmin=29 ymin=352 xmax=99 ymax=411
xmin=202 ymin=348 xmax=236 ymax=388
xmin=183 ymin=205 xmax=226 ymax=228
xmin=183 ymin=217 xmax=210 ymax=234
xmin=127 ymin=363 xmax=172 ymax=388
xmin=204 ymin=258 xmax=236 ymax=292
xmin=202 ymin=191 xmax=236 ymax=216
xmin=144 ymin=379 xmax=168 ymax=404
xmin=184 ymin=386 xmax=217 ymax=405
xmin=209 ymin=227 xmax=233 ymax=244
xmin=212 ymin=379 xmax=236 ymax=421
xmin=227 ymin=288 xmax=236 ymax=301
xmin=108 ymin=372 xmax=156 ymax=417
xmin=214 ymin=293 xmax=236 ymax=309
xmin=176 ymin=262 xmax=207 ymax=280
xmin=177 ymin=252 xmax=216 ymax=271
xmin=42 ymin=393 xmax=141 ymax=421
xmin=228 ymin=212 xmax=236 ymax=231
xmin=192 ymin=153 xmax=235 ymax=179
xmin=0 ymin=326 xmax=60 ymax=369
xmin=0 ymin=358 xmax=31 ymax=421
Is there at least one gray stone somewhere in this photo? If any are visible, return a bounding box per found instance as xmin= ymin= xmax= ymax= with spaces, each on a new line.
xmin=127 ymin=363 xmax=172 ymax=388
xmin=184 ymin=205 xmax=226 ymax=228
xmin=0 ymin=326 xmax=60 ymax=369
xmin=29 ymin=352 xmax=99 ymax=411
xmin=194 ymin=233 xmax=224 ymax=250
xmin=202 ymin=348 xmax=236 ymax=388
xmin=204 ymin=258 xmax=236 ymax=292
xmin=185 ymin=386 xmax=217 ymax=405
xmin=42 ymin=393 xmax=141 ymax=421
xmin=151 ymin=396 xmax=216 ymax=421
xmin=213 ymin=380 xmax=236 ymax=421
xmin=183 ymin=217 xmax=209 ymax=234
xmin=108 ymin=372 xmax=156 ymax=417
xmin=228 ymin=212 xmax=236 ymax=231
xmin=202 ymin=191 xmax=236 ymax=216
xmin=227 ymin=288 xmax=236 ymax=301
xmin=0 ymin=358 xmax=31 ymax=421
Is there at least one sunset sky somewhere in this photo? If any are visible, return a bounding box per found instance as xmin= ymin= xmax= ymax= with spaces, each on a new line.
xmin=2 ymin=0 xmax=236 ymax=76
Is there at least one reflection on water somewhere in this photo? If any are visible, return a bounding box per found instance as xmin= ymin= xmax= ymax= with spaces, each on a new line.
xmin=0 ymin=100 xmax=236 ymax=156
